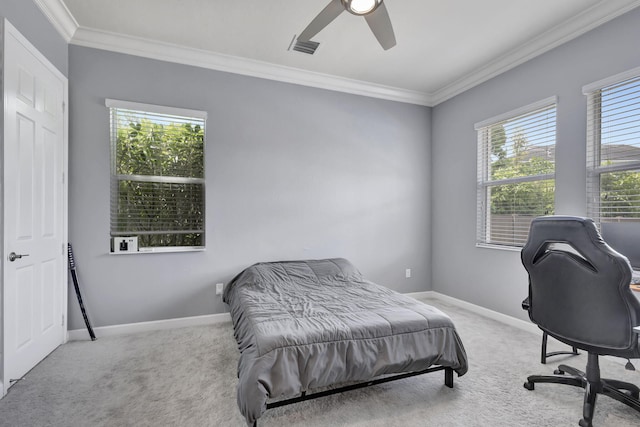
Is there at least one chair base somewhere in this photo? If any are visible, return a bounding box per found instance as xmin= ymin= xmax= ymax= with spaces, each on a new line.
xmin=524 ymin=360 xmax=640 ymax=427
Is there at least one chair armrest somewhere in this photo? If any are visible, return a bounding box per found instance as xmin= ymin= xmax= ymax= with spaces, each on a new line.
xmin=522 ymin=297 xmax=530 ymax=311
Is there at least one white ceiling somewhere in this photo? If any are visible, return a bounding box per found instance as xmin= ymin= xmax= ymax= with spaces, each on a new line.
xmin=38 ymin=0 xmax=640 ymax=105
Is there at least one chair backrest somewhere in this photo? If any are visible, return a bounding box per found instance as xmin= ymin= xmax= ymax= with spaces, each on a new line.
xmin=521 ymin=216 xmax=640 ymax=357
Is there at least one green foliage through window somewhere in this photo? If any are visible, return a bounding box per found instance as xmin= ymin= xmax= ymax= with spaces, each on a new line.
xmin=489 ymin=124 xmax=555 ymax=217
xmin=600 ymin=168 xmax=640 ymax=219
xmin=477 ymin=101 xmax=556 ymax=247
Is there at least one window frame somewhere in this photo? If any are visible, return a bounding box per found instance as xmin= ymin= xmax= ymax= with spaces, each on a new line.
xmin=106 ymin=99 xmax=207 ymax=254
xmin=475 ymin=96 xmax=558 ymax=250
xmin=584 ymin=66 xmax=640 ymax=226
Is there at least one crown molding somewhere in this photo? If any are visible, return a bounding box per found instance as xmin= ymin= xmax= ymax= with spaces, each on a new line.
xmin=70 ymin=26 xmax=432 ymax=106
xmin=36 ymin=0 xmax=640 ymax=107
xmin=33 ymin=0 xmax=78 ymax=42
xmin=431 ymin=0 xmax=640 ymax=105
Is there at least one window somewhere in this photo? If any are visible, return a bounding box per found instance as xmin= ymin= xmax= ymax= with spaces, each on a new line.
xmin=476 ymin=97 xmax=557 ymax=248
xmin=585 ymin=68 xmax=640 ymax=267
xmin=107 ymin=99 xmax=206 ymax=253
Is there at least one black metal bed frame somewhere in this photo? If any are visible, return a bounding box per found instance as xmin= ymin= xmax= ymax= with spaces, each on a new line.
xmin=252 ymin=365 xmax=454 ymax=427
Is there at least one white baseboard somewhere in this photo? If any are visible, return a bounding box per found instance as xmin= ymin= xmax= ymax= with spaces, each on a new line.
xmin=66 ymin=290 xmax=639 ymax=370
xmin=413 ymin=291 xmax=639 ymax=368
xmin=409 ymin=290 xmax=541 ymax=336
xmin=69 ymin=291 xmax=539 ymax=341
xmin=70 ymin=290 xmax=634 ymax=361
xmin=67 ymin=312 xmax=231 ymax=341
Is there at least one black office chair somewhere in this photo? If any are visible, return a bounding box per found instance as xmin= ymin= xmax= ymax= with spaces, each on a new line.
xmin=521 ymin=216 xmax=640 ymax=427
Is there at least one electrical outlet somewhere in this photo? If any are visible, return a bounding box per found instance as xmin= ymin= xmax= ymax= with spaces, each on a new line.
xmin=405 ymin=268 xmax=412 ymax=279
xmin=216 ymin=283 xmax=224 ymax=296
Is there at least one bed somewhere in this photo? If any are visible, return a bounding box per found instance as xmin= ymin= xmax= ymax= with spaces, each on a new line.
xmin=223 ymin=258 xmax=468 ymax=426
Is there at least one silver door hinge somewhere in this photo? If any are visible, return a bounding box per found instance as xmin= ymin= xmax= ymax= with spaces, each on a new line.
xmin=62 ymin=101 xmax=66 ymax=113
xmin=61 ymin=315 xmax=65 ymax=326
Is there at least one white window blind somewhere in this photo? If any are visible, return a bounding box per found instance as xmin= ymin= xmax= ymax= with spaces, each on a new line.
xmin=476 ymin=98 xmax=557 ymax=248
xmin=108 ymin=100 xmax=206 ymax=251
xmin=586 ymin=72 xmax=640 ymax=226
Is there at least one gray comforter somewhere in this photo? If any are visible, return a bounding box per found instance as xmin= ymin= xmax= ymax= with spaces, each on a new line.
xmin=223 ymin=258 xmax=468 ymax=425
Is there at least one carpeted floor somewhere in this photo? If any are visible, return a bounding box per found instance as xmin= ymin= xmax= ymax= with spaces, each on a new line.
xmin=0 ymin=296 xmax=639 ymax=426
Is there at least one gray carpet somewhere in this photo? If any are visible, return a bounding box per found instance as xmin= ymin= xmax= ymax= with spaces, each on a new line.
xmin=1 ymin=296 xmax=639 ymax=426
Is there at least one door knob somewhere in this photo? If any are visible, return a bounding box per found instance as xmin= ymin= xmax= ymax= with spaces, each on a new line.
xmin=8 ymin=252 xmax=29 ymax=262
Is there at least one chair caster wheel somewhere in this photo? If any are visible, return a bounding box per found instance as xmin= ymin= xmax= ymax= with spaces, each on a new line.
xmin=578 ymin=419 xmax=592 ymax=427
xmin=554 ymin=369 xmax=564 ymax=375
xmin=523 ymin=381 xmax=535 ymax=390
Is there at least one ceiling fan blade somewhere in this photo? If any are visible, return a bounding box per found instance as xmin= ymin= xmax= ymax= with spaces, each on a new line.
xmin=298 ymin=0 xmax=345 ymax=42
xmin=364 ymin=2 xmax=396 ymax=50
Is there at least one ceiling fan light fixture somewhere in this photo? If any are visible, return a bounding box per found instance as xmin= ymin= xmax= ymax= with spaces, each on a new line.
xmin=342 ymin=0 xmax=382 ymax=16
xmin=298 ymin=0 xmax=395 ymax=50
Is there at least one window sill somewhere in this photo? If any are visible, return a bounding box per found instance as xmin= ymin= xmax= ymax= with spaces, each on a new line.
xmin=110 ymin=246 xmax=205 ymax=255
xmin=476 ymin=243 xmax=522 ymax=252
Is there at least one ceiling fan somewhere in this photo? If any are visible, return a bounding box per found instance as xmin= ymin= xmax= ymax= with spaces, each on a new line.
xmin=297 ymin=0 xmax=396 ymax=50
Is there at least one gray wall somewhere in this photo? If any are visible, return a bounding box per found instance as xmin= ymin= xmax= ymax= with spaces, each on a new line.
xmin=0 ymin=0 xmax=68 ymax=76
xmin=68 ymin=46 xmax=432 ymax=329
xmin=431 ymin=7 xmax=640 ymax=320
xmin=17 ymin=0 xmax=639 ymax=330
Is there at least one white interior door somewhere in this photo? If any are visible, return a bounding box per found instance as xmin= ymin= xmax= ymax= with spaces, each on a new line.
xmin=2 ymin=19 xmax=68 ymax=396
